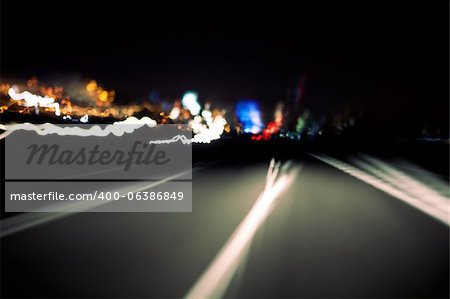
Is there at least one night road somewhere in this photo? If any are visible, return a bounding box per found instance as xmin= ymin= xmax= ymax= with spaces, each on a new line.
xmin=1 ymin=2 xmax=449 ymax=299
xmin=2 ymin=150 xmax=448 ymax=298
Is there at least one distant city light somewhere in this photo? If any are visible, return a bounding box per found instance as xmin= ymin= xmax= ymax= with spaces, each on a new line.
xmin=182 ymin=91 xmax=201 ymax=116
xmin=169 ymin=106 xmax=180 ymax=120
xmin=235 ymin=100 xmax=264 ymax=134
xmin=80 ymin=114 xmax=89 ymax=123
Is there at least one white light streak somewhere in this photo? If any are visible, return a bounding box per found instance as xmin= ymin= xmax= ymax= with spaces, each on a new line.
xmin=311 ymin=154 xmax=450 ymax=226
xmin=0 ymin=116 xmax=157 ymax=139
xmin=185 ymin=159 xmax=298 ymax=299
xmin=148 ymin=135 xmax=192 ymax=144
xmin=8 ymin=85 xmax=60 ymax=116
xmin=353 ymin=155 xmax=449 ymax=214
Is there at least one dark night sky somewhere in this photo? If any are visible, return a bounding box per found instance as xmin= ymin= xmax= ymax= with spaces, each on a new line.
xmin=1 ymin=1 xmax=448 ymax=128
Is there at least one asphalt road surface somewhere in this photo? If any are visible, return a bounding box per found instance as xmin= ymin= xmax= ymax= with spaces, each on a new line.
xmin=1 ymin=152 xmax=449 ymax=298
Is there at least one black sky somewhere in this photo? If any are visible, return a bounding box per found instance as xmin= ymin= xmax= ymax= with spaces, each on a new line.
xmin=1 ymin=1 xmax=448 ymax=126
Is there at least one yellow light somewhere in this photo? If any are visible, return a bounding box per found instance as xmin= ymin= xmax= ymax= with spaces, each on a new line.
xmin=86 ymin=80 xmax=97 ymax=93
xmin=99 ymin=90 xmax=108 ymax=102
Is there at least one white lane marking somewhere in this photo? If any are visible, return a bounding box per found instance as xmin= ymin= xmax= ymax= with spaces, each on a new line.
xmin=311 ymin=154 xmax=449 ymax=226
xmin=185 ymin=159 xmax=299 ymax=299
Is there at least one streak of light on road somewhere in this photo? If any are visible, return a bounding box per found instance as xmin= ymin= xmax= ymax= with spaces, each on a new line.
xmin=185 ymin=159 xmax=299 ymax=299
xmin=353 ymin=155 xmax=449 ymax=213
xmin=311 ymin=153 xmax=449 ymax=226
